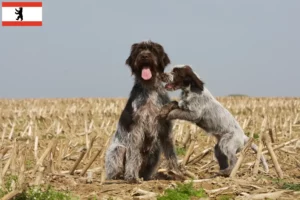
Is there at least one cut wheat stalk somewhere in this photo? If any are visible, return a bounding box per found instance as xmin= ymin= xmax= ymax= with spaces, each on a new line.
xmin=1 ymin=190 xmax=23 ymax=200
xmin=205 ymin=186 xmax=230 ymax=196
xmin=34 ymin=136 xmax=39 ymax=161
xmin=183 ymin=169 xmax=197 ymax=179
xmin=239 ymin=190 xmax=289 ymax=200
xmin=262 ymin=130 xmax=284 ymax=179
xmin=83 ymin=135 xmax=96 ymax=162
xmin=181 ymin=140 xmax=195 ymax=166
xmin=183 ymin=179 xmax=211 ymax=183
xmin=188 ymin=147 xmax=212 ymax=165
xmin=268 ymin=128 xmax=275 ymax=143
xmin=34 ymin=166 xmax=45 ymax=186
xmin=262 ymin=138 xmax=299 ymax=154
xmin=33 ymin=139 xmax=57 ymax=174
xmin=49 ymin=139 xmax=58 ymax=173
xmin=101 ymin=180 xmax=126 ymax=185
xmin=10 ymin=139 xmax=17 ymax=176
xmin=55 ymin=140 xmax=64 ymax=172
xmin=253 ymin=131 xmax=264 ymax=176
xmin=8 ymin=121 xmax=15 ymax=140
xmin=280 ymin=148 xmax=296 ymax=154
xmin=80 ymin=147 xmax=103 ymax=176
xmin=70 ymin=147 xmax=87 ymax=175
xmin=293 ymin=113 xmax=299 ymax=125
xmin=131 ymin=188 xmax=157 ymax=200
xmin=2 ymin=155 xmax=11 ymax=177
xmin=289 ymin=121 xmax=293 ymax=138
xmin=0 ymin=147 xmax=9 ymax=188
xmin=17 ymin=145 xmax=27 ymax=190
xmin=84 ymin=120 xmax=91 ymax=150
xmin=182 ymin=131 xmax=191 ymax=148
xmin=1 ymin=124 xmax=7 ymax=143
xmin=27 ymin=120 xmax=33 ymax=137
xmin=60 ymin=167 xmax=102 ymax=175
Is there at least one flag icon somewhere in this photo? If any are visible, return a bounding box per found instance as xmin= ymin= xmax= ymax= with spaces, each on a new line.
xmin=2 ymin=2 xmax=42 ymax=26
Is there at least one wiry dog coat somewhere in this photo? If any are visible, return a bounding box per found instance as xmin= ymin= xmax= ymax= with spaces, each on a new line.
xmin=105 ymin=41 xmax=180 ymax=183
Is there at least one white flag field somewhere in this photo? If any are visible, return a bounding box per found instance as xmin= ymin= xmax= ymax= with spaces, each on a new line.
xmin=2 ymin=2 xmax=42 ymax=26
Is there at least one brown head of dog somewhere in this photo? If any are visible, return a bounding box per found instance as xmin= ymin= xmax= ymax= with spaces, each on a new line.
xmin=160 ymin=65 xmax=204 ymax=91
xmin=125 ymin=41 xmax=170 ymax=85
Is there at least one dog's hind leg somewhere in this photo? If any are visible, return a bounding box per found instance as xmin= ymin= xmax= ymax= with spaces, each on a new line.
xmin=219 ymin=153 xmax=237 ymax=177
xmin=217 ymin=133 xmax=242 ymax=177
xmin=105 ymin=144 xmax=126 ymax=180
xmin=214 ymin=143 xmax=229 ymax=170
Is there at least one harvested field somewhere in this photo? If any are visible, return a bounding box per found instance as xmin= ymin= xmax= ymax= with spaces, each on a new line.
xmin=0 ymin=97 xmax=299 ymax=199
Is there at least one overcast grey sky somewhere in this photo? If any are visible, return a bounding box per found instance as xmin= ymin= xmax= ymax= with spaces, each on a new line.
xmin=0 ymin=0 xmax=299 ymax=98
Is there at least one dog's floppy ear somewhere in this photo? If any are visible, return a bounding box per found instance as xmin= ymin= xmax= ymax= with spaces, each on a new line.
xmin=125 ymin=43 xmax=138 ymax=67
xmin=162 ymin=52 xmax=170 ymax=67
xmin=153 ymin=42 xmax=170 ymax=71
xmin=184 ymin=66 xmax=204 ymax=91
xmin=158 ymin=52 xmax=170 ymax=72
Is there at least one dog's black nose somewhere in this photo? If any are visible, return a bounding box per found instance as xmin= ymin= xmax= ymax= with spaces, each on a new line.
xmin=141 ymin=54 xmax=149 ymax=59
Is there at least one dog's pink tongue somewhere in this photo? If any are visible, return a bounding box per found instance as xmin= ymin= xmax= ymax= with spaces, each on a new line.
xmin=141 ymin=68 xmax=152 ymax=80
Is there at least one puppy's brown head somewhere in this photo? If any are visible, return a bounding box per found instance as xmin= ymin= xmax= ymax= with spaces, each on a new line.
xmin=161 ymin=65 xmax=204 ymax=91
xmin=125 ymin=41 xmax=170 ymax=83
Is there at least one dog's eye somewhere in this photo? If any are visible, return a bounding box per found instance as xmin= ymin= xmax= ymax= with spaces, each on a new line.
xmin=183 ymin=77 xmax=191 ymax=85
xmin=151 ymin=48 xmax=160 ymax=55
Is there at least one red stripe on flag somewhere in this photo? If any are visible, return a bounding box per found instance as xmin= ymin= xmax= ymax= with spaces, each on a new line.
xmin=2 ymin=21 xmax=42 ymax=26
xmin=2 ymin=2 xmax=42 ymax=7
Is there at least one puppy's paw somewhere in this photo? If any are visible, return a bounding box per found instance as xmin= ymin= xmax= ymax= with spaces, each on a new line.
xmin=159 ymin=108 xmax=171 ymax=119
xmin=159 ymin=101 xmax=179 ymax=118
xmin=160 ymin=73 xmax=172 ymax=83
xmin=217 ymin=168 xmax=231 ymax=177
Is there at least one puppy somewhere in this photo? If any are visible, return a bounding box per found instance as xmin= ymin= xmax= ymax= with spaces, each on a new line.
xmin=105 ymin=41 xmax=181 ymax=183
xmin=158 ymin=65 xmax=269 ymax=176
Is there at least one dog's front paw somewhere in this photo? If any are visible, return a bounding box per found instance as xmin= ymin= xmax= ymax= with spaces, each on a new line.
xmin=158 ymin=102 xmax=178 ymax=119
xmin=125 ymin=176 xmax=142 ymax=184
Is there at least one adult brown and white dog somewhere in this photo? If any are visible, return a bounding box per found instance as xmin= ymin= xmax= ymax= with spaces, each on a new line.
xmin=105 ymin=41 xmax=181 ymax=183
xmin=158 ymin=65 xmax=269 ymax=176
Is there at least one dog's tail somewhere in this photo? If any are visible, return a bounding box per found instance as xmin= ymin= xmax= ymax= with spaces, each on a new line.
xmin=243 ymin=135 xmax=269 ymax=173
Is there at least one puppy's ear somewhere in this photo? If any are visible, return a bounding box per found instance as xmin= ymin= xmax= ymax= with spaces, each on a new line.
xmin=125 ymin=43 xmax=138 ymax=66
xmin=185 ymin=66 xmax=204 ymax=91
